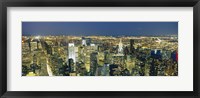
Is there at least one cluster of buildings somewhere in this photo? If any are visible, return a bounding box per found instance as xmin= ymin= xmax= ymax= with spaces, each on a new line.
xmin=22 ymin=35 xmax=178 ymax=76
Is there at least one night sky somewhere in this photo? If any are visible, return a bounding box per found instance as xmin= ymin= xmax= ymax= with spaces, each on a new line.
xmin=22 ymin=22 xmax=178 ymax=36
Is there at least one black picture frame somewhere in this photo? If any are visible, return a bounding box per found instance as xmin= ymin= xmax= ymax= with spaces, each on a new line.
xmin=0 ymin=0 xmax=200 ymax=98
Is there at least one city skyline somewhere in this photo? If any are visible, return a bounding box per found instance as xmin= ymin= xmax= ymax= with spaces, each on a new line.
xmin=22 ymin=22 xmax=178 ymax=36
xmin=22 ymin=22 xmax=178 ymax=76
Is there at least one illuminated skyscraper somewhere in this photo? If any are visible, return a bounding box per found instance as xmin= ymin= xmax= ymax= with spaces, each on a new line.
xmin=84 ymin=52 xmax=91 ymax=72
xmin=82 ymin=39 xmax=87 ymax=46
xmin=82 ymin=37 xmax=87 ymax=46
xmin=118 ymin=39 xmax=123 ymax=53
xmin=97 ymin=52 xmax=104 ymax=66
xmin=82 ymin=37 xmax=91 ymax=46
xmin=68 ymin=43 xmax=76 ymax=63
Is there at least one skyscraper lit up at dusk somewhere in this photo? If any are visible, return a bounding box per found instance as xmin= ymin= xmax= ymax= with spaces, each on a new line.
xmin=68 ymin=43 xmax=76 ymax=63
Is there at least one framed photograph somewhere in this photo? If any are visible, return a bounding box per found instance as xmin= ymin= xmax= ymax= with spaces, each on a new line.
xmin=0 ymin=0 xmax=199 ymax=98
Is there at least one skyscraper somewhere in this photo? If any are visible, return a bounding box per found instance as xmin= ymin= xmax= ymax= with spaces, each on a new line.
xmin=171 ymin=51 xmax=178 ymax=61
xmin=118 ymin=39 xmax=123 ymax=54
xmin=82 ymin=38 xmax=87 ymax=46
xmin=90 ymin=52 xmax=98 ymax=76
xmin=151 ymin=49 xmax=162 ymax=59
xmin=68 ymin=58 xmax=74 ymax=72
xmin=68 ymin=43 xmax=76 ymax=63
xmin=82 ymin=37 xmax=91 ymax=46
xmin=130 ymin=39 xmax=135 ymax=54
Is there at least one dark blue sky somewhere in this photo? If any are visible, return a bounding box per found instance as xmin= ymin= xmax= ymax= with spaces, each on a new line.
xmin=22 ymin=22 xmax=178 ymax=36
